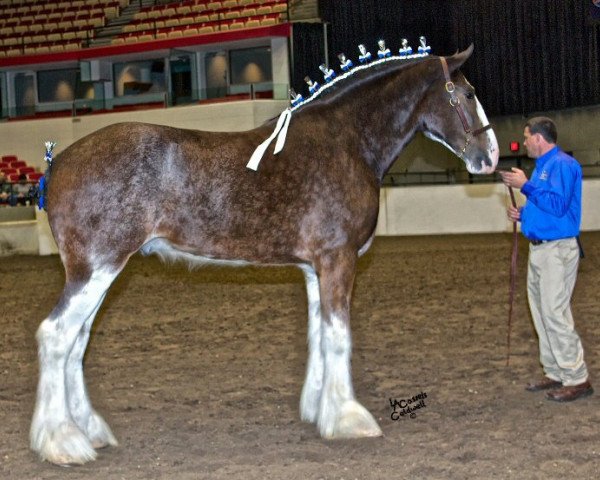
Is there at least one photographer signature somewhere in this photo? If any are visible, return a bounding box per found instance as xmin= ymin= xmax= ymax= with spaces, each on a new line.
xmin=389 ymin=391 xmax=428 ymax=420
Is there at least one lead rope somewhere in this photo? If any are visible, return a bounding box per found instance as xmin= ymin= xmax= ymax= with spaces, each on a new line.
xmin=506 ymin=186 xmax=518 ymax=367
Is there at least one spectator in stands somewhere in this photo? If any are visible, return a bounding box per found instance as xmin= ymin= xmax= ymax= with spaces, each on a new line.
xmin=0 ymin=172 xmax=10 ymax=205
xmin=12 ymin=174 xmax=31 ymax=206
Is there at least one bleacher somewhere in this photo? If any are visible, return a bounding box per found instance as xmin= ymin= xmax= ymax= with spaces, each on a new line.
xmin=114 ymin=0 xmax=287 ymax=44
xmin=0 ymin=155 xmax=43 ymax=183
xmin=0 ymin=0 xmax=288 ymax=56
xmin=0 ymin=0 xmax=291 ymax=123
xmin=0 ymin=0 xmax=126 ymax=56
xmin=0 ymin=155 xmax=43 ymax=207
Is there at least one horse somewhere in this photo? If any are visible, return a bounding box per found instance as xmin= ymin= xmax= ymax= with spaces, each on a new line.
xmin=30 ymin=45 xmax=498 ymax=465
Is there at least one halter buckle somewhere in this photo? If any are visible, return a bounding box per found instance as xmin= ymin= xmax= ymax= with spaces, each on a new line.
xmin=449 ymin=97 xmax=459 ymax=107
xmin=445 ymin=81 xmax=455 ymax=93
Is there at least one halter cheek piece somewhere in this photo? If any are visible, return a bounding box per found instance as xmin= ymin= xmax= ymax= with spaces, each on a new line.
xmin=439 ymin=57 xmax=492 ymax=157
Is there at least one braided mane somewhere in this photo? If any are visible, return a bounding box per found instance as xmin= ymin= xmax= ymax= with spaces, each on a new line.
xmin=291 ymin=52 xmax=431 ymax=112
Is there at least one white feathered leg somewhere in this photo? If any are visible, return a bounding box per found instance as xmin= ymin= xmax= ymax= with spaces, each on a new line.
xmin=31 ymin=269 xmax=117 ymax=465
xmin=314 ymin=252 xmax=382 ymax=439
xmin=317 ymin=314 xmax=381 ymax=438
xmin=66 ymin=293 xmax=118 ymax=450
xmin=299 ymin=265 xmax=324 ymax=423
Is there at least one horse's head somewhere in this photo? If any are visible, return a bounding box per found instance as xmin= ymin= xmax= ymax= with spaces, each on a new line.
xmin=420 ymin=45 xmax=499 ymax=174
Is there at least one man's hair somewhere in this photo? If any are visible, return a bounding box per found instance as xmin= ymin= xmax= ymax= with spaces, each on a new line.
xmin=525 ymin=116 xmax=557 ymax=144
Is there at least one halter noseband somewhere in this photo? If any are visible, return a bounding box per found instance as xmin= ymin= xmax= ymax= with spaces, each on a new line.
xmin=439 ymin=56 xmax=492 ymax=156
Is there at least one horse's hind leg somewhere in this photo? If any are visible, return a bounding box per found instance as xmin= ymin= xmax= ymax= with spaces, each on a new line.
xmin=65 ymin=293 xmax=117 ymax=450
xmin=30 ymin=266 xmax=120 ymax=465
xmin=315 ymin=251 xmax=382 ymax=439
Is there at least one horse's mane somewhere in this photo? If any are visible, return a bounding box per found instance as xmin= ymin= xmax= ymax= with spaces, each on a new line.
xmin=249 ymin=49 xmax=434 ymax=170
xmin=292 ymin=53 xmax=433 ymax=112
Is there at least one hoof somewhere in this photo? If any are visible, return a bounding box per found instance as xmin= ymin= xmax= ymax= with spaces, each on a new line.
xmin=319 ymin=400 xmax=383 ymax=439
xmin=300 ymin=388 xmax=320 ymax=424
xmin=31 ymin=422 xmax=97 ymax=466
xmin=85 ymin=411 xmax=118 ymax=449
xmin=300 ymin=404 xmax=318 ymax=425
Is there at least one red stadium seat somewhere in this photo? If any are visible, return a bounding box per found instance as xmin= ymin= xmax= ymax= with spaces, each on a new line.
xmin=1 ymin=155 xmax=18 ymax=163
xmin=10 ymin=160 xmax=26 ymax=169
xmin=8 ymin=173 xmax=21 ymax=182
xmin=1 ymin=168 xmax=17 ymax=175
xmin=28 ymin=172 xmax=44 ymax=182
xmin=19 ymin=167 xmax=35 ymax=175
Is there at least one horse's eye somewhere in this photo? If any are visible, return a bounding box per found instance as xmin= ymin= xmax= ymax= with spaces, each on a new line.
xmin=466 ymin=92 xmax=475 ymax=100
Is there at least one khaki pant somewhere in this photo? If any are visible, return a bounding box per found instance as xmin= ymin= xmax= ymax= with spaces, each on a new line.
xmin=527 ymin=237 xmax=588 ymax=386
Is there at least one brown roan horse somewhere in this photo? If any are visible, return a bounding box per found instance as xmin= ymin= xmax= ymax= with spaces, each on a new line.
xmin=31 ymin=45 xmax=498 ymax=465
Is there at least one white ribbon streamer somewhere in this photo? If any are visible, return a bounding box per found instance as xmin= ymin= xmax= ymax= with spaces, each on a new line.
xmin=246 ymin=108 xmax=292 ymax=171
xmin=273 ymin=108 xmax=292 ymax=154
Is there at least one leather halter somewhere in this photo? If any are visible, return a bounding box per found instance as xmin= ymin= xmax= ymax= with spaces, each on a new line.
xmin=439 ymin=56 xmax=492 ymax=156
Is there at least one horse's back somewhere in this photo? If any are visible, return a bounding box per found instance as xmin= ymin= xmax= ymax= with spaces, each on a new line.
xmin=50 ymin=122 xmax=254 ymax=178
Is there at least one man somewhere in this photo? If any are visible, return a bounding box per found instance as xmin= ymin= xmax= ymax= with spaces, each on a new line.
xmin=500 ymin=116 xmax=593 ymax=402
xmin=0 ymin=172 xmax=10 ymax=204
xmin=13 ymin=174 xmax=31 ymax=206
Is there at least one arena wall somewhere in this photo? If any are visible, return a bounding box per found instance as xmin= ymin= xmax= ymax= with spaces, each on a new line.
xmin=376 ymin=179 xmax=600 ymax=236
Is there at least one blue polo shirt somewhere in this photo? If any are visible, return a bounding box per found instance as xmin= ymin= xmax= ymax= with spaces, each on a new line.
xmin=520 ymin=146 xmax=582 ymax=241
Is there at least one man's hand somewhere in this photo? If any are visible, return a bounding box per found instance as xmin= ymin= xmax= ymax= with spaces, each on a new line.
xmin=499 ymin=167 xmax=528 ymax=189
xmin=507 ymin=205 xmax=521 ymax=223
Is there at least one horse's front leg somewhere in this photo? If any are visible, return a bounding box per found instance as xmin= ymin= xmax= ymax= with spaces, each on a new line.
xmin=299 ymin=265 xmax=324 ymax=423
xmin=315 ymin=251 xmax=382 ymax=439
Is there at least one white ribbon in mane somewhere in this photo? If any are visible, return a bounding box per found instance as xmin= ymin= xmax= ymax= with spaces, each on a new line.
xmin=246 ymin=108 xmax=292 ymax=171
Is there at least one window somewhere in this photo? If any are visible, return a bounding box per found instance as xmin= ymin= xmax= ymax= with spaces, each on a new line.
xmin=113 ymin=60 xmax=166 ymax=97
xmin=37 ymin=69 xmax=93 ymax=103
xmin=229 ymin=46 xmax=272 ymax=85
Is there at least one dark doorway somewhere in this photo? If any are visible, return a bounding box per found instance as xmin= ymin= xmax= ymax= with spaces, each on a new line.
xmin=170 ymin=57 xmax=192 ymax=106
xmin=14 ymin=73 xmax=35 ymax=117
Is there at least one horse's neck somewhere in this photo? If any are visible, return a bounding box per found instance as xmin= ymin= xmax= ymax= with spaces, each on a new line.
xmin=303 ymin=60 xmax=433 ymax=182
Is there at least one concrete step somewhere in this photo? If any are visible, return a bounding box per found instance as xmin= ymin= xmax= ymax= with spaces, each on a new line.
xmin=89 ymin=37 xmax=114 ymax=46
xmin=93 ymin=0 xmax=153 ymax=42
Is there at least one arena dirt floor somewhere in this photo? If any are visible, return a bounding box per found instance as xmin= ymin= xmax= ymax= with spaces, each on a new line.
xmin=1 ymin=232 xmax=599 ymax=480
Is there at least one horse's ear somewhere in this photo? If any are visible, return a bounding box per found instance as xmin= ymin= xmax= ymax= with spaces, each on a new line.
xmin=445 ymin=44 xmax=474 ymax=73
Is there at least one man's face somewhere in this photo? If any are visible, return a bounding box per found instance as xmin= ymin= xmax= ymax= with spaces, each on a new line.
xmin=523 ymin=126 xmax=541 ymax=159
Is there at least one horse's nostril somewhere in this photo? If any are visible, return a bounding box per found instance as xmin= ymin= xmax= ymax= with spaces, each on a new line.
xmin=474 ymin=152 xmax=491 ymax=168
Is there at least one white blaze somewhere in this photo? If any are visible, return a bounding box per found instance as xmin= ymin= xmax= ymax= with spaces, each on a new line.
xmin=475 ymin=96 xmax=499 ymax=173
xmin=424 ymin=96 xmax=499 ymax=175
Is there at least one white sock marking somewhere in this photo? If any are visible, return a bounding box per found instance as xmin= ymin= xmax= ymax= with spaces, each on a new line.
xmin=31 ymin=268 xmax=118 ymax=463
xmin=299 ymin=265 xmax=324 ymax=423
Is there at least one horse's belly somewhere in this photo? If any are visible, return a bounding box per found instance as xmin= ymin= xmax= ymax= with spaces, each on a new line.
xmin=139 ymin=237 xmax=284 ymax=268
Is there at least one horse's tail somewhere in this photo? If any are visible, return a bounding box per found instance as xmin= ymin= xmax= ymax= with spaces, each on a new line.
xmin=37 ymin=141 xmax=57 ymax=211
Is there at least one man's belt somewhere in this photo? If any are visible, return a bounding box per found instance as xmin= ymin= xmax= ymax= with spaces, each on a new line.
xmin=529 ymin=237 xmax=584 ymax=258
